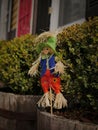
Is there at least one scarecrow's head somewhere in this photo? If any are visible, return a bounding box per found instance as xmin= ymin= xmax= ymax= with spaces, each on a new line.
xmin=35 ymin=32 xmax=57 ymax=54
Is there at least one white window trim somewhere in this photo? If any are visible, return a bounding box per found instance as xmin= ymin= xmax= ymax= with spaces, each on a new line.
xmin=50 ymin=0 xmax=60 ymax=31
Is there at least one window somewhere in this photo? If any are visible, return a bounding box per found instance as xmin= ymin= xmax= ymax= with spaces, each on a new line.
xmin=58 ymin=0 xmax=86 ymax=27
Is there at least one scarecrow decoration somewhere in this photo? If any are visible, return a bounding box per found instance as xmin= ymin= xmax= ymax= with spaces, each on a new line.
xmin=28 ymin=32 xmax=67 ymax=110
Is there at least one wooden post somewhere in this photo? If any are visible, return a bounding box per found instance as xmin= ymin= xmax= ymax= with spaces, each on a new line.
xmin=50 ymin=87 xmax=53 ymax=115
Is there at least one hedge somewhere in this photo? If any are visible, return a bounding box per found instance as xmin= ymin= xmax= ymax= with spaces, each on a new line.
xmin=57 ymin=17 xmax=98 ymax=110
xmin=0 ymin=17 xmax=98 ymax=110
xmin=0 ymin=35 xmax=42 ymax=95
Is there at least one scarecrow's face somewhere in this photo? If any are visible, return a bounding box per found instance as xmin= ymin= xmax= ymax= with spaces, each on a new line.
xmin=42 ymin=47 xmax=51 ymax=55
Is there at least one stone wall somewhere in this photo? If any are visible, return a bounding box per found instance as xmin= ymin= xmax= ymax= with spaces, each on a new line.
xmin=0 ymin=92 xmax=40 ymax=130
xmin=37 ymin=109 xmax=98 ymax=130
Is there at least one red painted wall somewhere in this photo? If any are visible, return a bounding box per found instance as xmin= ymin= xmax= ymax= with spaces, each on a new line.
xmin=17 ymin=0 xmax=32 ymax=37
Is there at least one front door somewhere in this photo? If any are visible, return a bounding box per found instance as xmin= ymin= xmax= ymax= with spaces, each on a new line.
xmin=17 ymin=0 xmax=32 ymax=37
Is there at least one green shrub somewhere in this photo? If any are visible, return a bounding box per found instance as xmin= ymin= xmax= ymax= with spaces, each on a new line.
xmin=0 ymin=34 xmax=42 ymax=95
xmin=57 ymin=17 xmax=98 ymax=110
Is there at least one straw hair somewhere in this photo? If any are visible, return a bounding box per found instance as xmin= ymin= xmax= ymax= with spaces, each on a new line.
xmin=35 ymin=31 xmax=56 ymax=44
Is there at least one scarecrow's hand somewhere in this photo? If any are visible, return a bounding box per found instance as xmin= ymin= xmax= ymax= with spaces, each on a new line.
xmin=28 ymin=62 xmax=39 ymax=76
xmin=55 ymin=61 xmax=65 ymax=74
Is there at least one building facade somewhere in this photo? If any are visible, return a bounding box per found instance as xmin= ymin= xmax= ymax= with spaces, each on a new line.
xmin=0 ymin=0 xmax=97 ymax=40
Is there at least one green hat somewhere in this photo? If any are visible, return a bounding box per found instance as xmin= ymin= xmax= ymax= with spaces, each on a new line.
xmin=37 ymin=37 xmax=57 ymax=54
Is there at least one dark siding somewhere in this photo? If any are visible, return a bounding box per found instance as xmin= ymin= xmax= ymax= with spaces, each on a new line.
xmin=36 ymin=0 xmax=51 ymax=34
xmin=7 ymin=29 xmax=16 ymax=40
xmin=86 ymin=0 xmax=98 ymax=18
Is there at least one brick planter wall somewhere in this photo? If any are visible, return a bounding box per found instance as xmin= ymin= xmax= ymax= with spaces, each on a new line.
xmin=0 ymin=92 xmax=40 ymax=130
xmin=37 ymin=109 xmax=98 ymax=130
